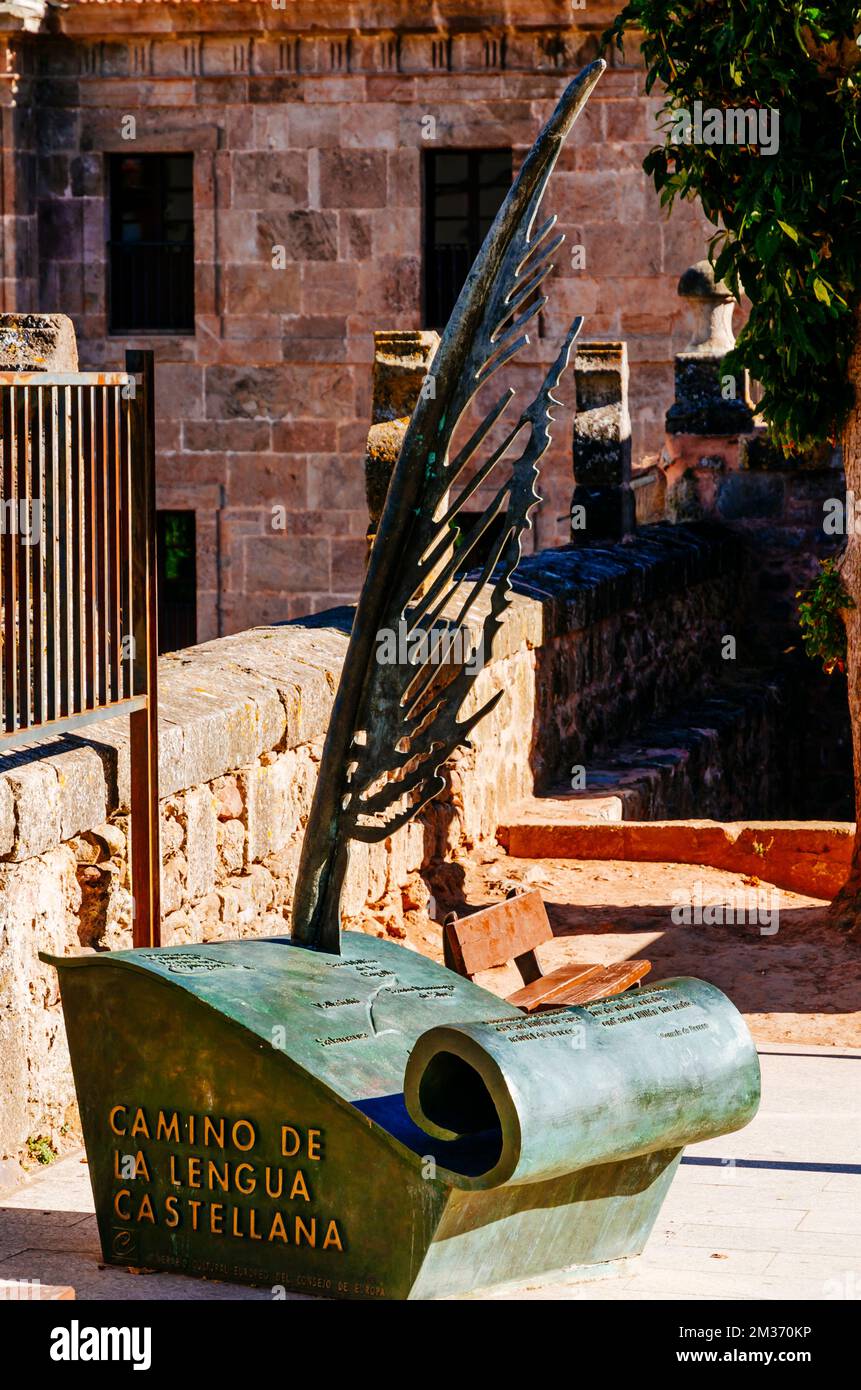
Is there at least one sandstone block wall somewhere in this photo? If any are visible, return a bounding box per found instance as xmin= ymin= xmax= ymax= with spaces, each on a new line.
xmin=0 ymin=0 xmax=713 ymax=633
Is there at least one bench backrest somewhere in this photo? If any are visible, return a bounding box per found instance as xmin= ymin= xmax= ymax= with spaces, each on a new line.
xmin=443 ymin=889 xmax=552 ymax=978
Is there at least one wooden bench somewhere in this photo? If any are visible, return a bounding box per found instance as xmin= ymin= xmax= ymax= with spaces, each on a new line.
xmin=443 ymin=889 xmax=651 ymax=1012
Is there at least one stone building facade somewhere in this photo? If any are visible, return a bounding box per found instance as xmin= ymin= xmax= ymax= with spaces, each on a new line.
xmin=0 ymin=0 xmax=712 ymax=638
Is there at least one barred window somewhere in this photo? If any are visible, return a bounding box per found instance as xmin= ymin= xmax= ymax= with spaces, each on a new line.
xmin=108 ymin=153 xmax=195 ymax=335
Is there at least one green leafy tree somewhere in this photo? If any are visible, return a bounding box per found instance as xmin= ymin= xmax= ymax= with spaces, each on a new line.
xmin=605 ymin=2 xmax=861 ymax=926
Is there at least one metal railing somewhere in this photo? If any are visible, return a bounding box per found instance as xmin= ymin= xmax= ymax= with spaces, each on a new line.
xmin=0 ymin=349 xmax=161 ymax=946
xmin=108 ymin=240 xmax=195 ymax=335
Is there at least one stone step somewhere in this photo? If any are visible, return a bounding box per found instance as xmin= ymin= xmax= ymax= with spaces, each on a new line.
xmin=546 ymin=674 xmax=800 ymax=823
xmin=495 ymin=815 xmax=852 ymax=900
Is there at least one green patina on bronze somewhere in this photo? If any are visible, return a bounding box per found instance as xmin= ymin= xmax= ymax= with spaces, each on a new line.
xmin=42 ymin=936 xmax=760 ymax=1300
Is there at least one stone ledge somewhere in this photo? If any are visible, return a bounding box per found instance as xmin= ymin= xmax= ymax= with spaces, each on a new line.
xmin=511 ymin=522 xmax=745 ymax=631
xmin=0 ymin=621 xmax=345 ymax=863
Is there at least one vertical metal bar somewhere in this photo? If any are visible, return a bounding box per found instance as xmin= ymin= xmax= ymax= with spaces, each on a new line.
xmin=31 ymin=387 xmax=45 ymax=726
xmin=0 ymin=389 xmax=3 ymax=725
xmin=107 ymin=385 xmax=122 ymax=704
xmin=4 ymin=387 xmax=21 ymax=732
xmin=57 ymin=385 xmax=72 ymax=718
xmin=118 ymin=381 xmax=132 ymax=703
xmin=127 ymin=350 xmax=161 ymax=948
xmin=44 ymin=385 xmax=59 ymax=723
xmin=0 ymin=387 xmax=13 ymax=731
xmin=82 ymin=386 xmax=96 ymax=709
xmin=15 ymin=386 xmax=31 ymax=729
xmin=70 ymin=386 xmax=83 ymax=716
xmin=95 ymin=386 xmax=108 ymax=707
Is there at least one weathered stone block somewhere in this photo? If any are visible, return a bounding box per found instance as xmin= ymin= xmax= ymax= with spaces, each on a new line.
xmin=307 ymin=452 xmax=367 ymax=510
xmin=161 ymin=854 xmax=187 ymax=916
xmin=0 ymin=312 xmax=78 ymax=370
xmin=217 ymin=818 xmax=246 ymax=876
xmin=0 ymin=780 xmax=15 ymax=859
xmin=319 ymin=149 xmax=387 ymax=208
xmin=253 ymin=535 xmax=330 ymax=593
xmin=162 ymin=908 xmax=204 ymax=946
xmin=3 ymin=763 xmax=61 ymax=862
xmin=716 ymin=473 xmax=785 ymax=522
xmin=212 ymin=775 xmax=243 ymax=821
xmin=232 ymin=151 xmax=308 ymax=210
xmin=340 ymin=836 xmax=387 ymax=919
xmin=218 ymin=877 xmax=257 ymax=928
xmin=241 ymin=753 xmax=301 ymax=863
xmin=248 ymin=862 xmax=275 ymax=911
xmin=184 ymin=419 xmax=272 ymax=453
xmin=331 ymin=538 xmax=365 ymax=591
xmin=54 ymin=747 xmax=108 ymax=842
xmin=571 ymin=341 xmax=634 ymax=542
xmin=259 ymin=209 xmax=338 ymax=262
xmin=0 ymin=848 xmax=79 ymax=1157
xmin=184 ymin=786 xmax=217 ymax=901
xmin=224 ymin=263 xmax=301 ymax=315
xmin=204 ymin=364 xmax=354 ymax=421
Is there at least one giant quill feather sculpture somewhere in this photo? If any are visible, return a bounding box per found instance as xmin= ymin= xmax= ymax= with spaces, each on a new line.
xmin=292 ymin=60 xmax=606 ymax=953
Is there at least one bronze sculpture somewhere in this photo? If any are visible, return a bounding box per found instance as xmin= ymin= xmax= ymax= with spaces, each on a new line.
xmin=292 ymin=60 xmax=607 ymax=953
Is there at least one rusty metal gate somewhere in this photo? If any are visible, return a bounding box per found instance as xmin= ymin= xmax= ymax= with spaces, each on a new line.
xmin=0 ymin=349 xmax=160 ymax=947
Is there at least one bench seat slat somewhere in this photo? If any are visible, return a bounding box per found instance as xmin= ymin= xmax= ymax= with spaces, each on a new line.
xmin=507 ymin=962 xmax=605 ymax=1011
xmin=536 ymin=959 xmax=652 ymax=1009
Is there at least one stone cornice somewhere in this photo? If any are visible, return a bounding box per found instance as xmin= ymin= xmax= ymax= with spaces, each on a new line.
xmin=24 ymin=26 xmax=632 ymax=82
xmin=8 ymin=1 xmax=645 ymax=80
xmin=45 ymin=0 xmax=621 ymax=42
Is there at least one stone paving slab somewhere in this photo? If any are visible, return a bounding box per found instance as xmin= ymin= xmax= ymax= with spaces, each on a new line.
xmin=0 ymin=1048 xmax=857 ymax=1302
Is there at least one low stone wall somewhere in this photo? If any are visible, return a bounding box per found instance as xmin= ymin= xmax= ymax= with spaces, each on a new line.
xmin=498 ymin=818 xmax=853 ymax=902
xmin=516 ymin=523 xmax=747 ymax=787
xmin=0 ymin=524 xmax=747 ymax=1165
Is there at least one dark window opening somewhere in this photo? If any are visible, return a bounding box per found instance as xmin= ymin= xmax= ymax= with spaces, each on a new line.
xmin=157 ymin=510 xmax=197 ymax=654
xmin=423 ymin=149 xmax=512 ymax=330
xmin=108 ymin=153 xmax=195 ymax=334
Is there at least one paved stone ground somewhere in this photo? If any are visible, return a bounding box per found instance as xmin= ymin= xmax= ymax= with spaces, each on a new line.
xmin=1 ymin=1044 xmax=858 ymax=1302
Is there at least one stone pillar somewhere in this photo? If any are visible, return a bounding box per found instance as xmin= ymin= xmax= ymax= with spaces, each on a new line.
xmin=662 ymin=261 xmax=757 ymax=522
xmin=0 ymin=313 xmax=78 ymax=370
xmin=364 ymin=329 xmax=440 ymax=555
xmin=666 ymin=260 xmax=754 ymax=437
xmin=0 ymin=32 xmax=39 ymax=313
xmin=570 ymin=341 xmax=634 ymax=542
